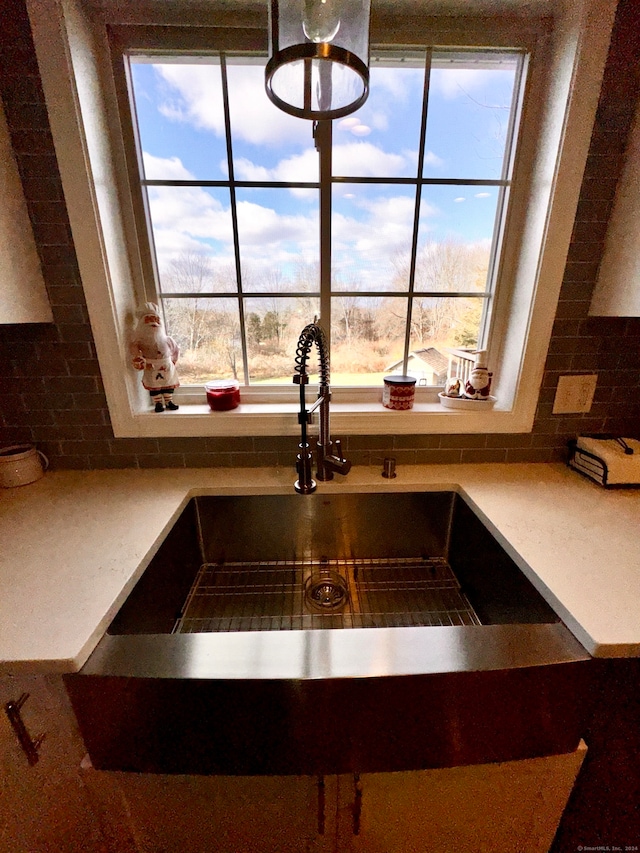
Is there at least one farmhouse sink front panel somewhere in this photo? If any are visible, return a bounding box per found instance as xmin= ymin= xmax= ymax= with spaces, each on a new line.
xmin=65 ymin=492 xmax=590 ymax=775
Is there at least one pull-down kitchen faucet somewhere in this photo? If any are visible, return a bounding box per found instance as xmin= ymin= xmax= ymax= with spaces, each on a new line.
xmin=293 ymin=321 xmax=351 ymax=494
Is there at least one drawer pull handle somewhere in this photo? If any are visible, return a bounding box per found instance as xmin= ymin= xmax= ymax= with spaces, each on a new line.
xmin=5 ymin=693 xmax=45 ymax=766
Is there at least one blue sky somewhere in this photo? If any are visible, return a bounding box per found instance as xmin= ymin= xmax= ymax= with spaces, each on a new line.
xmin=130 ymin=50 xmax=519 ymax=293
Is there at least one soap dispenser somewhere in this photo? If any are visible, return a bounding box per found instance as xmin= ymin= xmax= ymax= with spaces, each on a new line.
xmin=463 ymin=350 xmax=493 ymax=400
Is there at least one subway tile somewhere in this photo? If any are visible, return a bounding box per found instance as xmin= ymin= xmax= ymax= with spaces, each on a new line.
xmin=182 ymin=454 xmax=219 ymax=468
xmin=278 ymin=450 xmax=310 ymax=467
xmin=21 ymin=176 xmax=63 ymax=201
xmin=42 ymin=265 xmax=83 ymax=288
xmin=88 ymin=455 xmax=139 ymax=470
xmin=51 ymin=456 xmax=90 ymax=470
xmin=36 ymin=424 xmax=85 ymax=442
xmin=157 ymin=437 xmax=209 ymax=455
xmin=206 ymin=436 xmax=255 ymax=453
xmin=230 ymin=452 xmax=280 ymax=468
xmin=29 ymin=201 xmax=70 ymax=225
xmin=570 ymin=354 xmax=600 ymax=371
xmin=347 ymin=435 xmax=395 ymax=451
xmin=566 ymin=241 xmax=604 ymax=264
xmin=439 ymin=434 xmax=487 ymax=449
xmin=11 ymin=129 xmax=56 ymax=156
xmin=2 ymin=102 xmax=50 ymax=132
xmin=254 ymin=435 xmax=294 ymax=453
xmin=1 ymin=73 xmax=44 ymax=104
xmin=55 ymin=409 xmax=106 ymax=426
xmin=553 ymin=300 xmax=591 ymax=320
xmin=137 ymin=454 xmax=186 ymax=469
xmin=461 ymin=448 xmax=508 ymax=464
xmin=379 ymin=449 xmax=417 ymax=466
xmin=32 ymin=223 xmax=72 ymax=246
xmin=485 ymin=433 xmax=532 ymax=448
xmin=393 ymin=434 xmax=441 ymax=449
xmin=22 ymin=392 xmax=74 ymax=411
xmin=574 ymin=199 xmax=613 ymax=223
xmin=415 ymin=448 xmax=462 ymax=465
xmin=543 ymin=354 xmax=574 ymax=373
xmin=506 ymin=448 xmax=554 ymax=463
xmin=60 ymin=440 xmax=111 ymax=457
xmin=551 ymin=318 xmax=581 ymax=337
xmin=17 ymin=154 xmax=61 ymax=180
xmin=38 ymin=245 xmax=78 ymax=266
xmin=47 ymin=376 xmax=97 ymax=395
xmin=66 ymin=359 xmax=101 ymax=376
xmin=82 ymin=425 xmax=115 ymax=441
xmin=532 ymin=416 xmax=558 ymax=434
xmin=59 ymin=324 xmax=96 ymax=343
xmin=578 ymin=177 xmax=619 ymax=201
xmin=110 ymin=438 xmax=160 ymax=455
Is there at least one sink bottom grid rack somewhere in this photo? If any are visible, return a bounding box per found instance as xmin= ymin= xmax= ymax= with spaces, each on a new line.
xmin=173 ymin=556 xmax=481 ymax=633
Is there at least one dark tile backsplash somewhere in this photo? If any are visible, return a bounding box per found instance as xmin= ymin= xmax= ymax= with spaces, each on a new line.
xmin=1 ymin=0 xmax=640 ymax=470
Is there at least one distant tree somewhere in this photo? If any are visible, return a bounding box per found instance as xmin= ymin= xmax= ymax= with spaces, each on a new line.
xmin=162 ymin=251 xmax=216 ymax=352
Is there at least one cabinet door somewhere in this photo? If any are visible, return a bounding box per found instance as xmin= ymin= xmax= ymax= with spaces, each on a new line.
xmin=84 ymin=769 xmax=334 ymax=853
xmin=337 ymin=744 xmax=586 ymax=853
xmin=0 ymin=675 xmax=109 ymax=852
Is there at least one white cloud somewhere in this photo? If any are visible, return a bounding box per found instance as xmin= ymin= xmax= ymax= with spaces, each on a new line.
xmin=454 ymin=197 xmax=466 ymax=203
xmin=423 ymin=151 xmax=445 ymax=169
xmin=332 ymin=192 xmax=438 ymax=286
xmin=233 ymin=149 xmax=319 ymax=184
xmin=142 ymin=152 xmax=195 ymax=181
xmin=475 ymin=192 xmax=491 ymax=198
xmin=233 ymin=141 xmax=410 ymax=185
xmin=431 ymin=68 xmax=498 ymax=101
xmin=333 ymin=142 xmax=407 ymax=176
xmin=155 ymin=64 xmax=312 ymax=148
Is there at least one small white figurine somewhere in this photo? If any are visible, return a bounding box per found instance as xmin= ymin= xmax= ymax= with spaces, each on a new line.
xmin=130 ymin=303 xmax=180 ymax=412
xmin=463 ymin=350 xmax=493 ymax=400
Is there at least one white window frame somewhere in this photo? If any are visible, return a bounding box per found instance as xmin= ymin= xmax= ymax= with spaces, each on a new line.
xmin=27 ymin=0 xmax=617 ymax=439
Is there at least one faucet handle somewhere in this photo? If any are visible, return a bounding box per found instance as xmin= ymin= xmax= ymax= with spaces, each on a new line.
xmin=334 ymin=439 xmax=346 ymax=461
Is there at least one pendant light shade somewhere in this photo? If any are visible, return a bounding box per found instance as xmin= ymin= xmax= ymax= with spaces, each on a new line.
xmin=265 ymin=0 xmax=371 ymax=120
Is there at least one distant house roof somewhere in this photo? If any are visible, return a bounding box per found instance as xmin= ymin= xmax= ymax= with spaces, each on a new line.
xmin=386 ymin=347 xmax=448 ymax=374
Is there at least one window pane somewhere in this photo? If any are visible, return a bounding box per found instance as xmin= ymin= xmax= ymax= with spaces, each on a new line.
xmin=332 ymin=184 xmax=417 ymax=293
xmin=331 ymin=295 xmax=407 ymax=386
xmin=333 ymin=53 xmax=427 ymax=179
xmin=146 ymin=186 xmax=237 ymax=292
xmin=424 ymin=51 xmax=520 ymax=180
xmin=407 ymin=296 xmax=485 ymax=385
xmin=235 ymin=188 xmax=319 ymax=293
xmin=130 ymin=59 xmax=229 ymax=181
xmin=245 ymin=296 xmax=320 ymax=384
xmin=416 ymin=185 xmax=499 ymax=292
xmin=163 ymin=297 xmax=242 ymax=384
xmin=226 ymin=58 xmax=318 ymax=183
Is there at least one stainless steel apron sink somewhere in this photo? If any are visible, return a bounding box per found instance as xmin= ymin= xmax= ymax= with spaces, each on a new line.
xmin=65 ymin=491 xmax=590 ymax=775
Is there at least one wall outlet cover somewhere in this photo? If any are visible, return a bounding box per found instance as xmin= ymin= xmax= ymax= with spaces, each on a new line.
xmin=553 ymin=374 xmax=598 ymax=414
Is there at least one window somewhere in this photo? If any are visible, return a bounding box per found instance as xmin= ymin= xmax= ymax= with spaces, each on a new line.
xmin=28 ymin=0 xmax=616 ymax=437
xmin=125 ymin=48 xmax=525 ymax=392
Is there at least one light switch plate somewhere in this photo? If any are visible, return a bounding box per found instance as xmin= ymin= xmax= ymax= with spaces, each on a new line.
xmin=553 ymin=374 xmax=598 ymax=414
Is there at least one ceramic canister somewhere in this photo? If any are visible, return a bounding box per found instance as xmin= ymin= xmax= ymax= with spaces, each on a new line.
xmin=0 ymin=444 xmax=49 ymax=488
xmin=382 ymin=375 xmax=417 ymax=410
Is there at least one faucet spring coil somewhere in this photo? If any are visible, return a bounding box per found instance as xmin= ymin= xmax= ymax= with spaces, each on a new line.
xmin=294 ymin=322 xmax=330 ymax=386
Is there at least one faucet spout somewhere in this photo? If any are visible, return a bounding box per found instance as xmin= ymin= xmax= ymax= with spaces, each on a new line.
xmin=293 ymin=322 xmax=351 ymax=493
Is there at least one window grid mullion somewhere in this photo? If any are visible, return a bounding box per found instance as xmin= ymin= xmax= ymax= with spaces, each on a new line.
xmin=403 ymin=48 xmax=433 ymax=376
xmin=220 ymin=52 xmax=250 ymax=386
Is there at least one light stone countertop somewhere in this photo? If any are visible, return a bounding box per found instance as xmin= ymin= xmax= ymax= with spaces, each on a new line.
xmin=0 ymin=462 xmax=638 ymax=674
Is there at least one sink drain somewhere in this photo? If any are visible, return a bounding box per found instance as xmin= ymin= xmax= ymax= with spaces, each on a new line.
xmin=304 ymin=571 xmax=349 ymax=612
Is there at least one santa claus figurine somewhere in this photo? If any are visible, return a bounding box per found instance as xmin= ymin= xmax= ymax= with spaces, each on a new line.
xmin=130 ymin=303 xmax=180 ymax=412
xmin=463 ymin=349 xmax=493 ymax=400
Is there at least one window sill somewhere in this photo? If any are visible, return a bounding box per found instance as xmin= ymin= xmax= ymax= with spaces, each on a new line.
xmin=123 ymin=400 xmax=530 ymax=438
